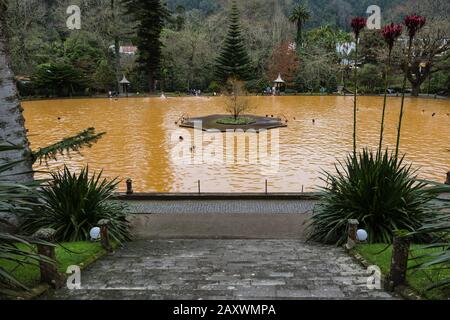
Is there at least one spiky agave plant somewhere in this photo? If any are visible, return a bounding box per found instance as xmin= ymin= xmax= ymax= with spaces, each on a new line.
xmin=21 ymin=166 xmax=130 ymax=243
xmin=308 ymin=149 xmax=435 ymax=245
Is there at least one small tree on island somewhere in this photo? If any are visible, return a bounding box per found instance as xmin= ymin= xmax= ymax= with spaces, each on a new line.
xmin=222 ymin=78 xmax=253 ymax=122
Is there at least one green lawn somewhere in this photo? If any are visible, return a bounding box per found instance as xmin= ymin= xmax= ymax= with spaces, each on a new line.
xmin=1 ymin=241 xmax=105 ymax=289
xmin=354 ymin=244 xmax=450 ymax=300
xmin=216 ymin=117 xmax=257 ymax=125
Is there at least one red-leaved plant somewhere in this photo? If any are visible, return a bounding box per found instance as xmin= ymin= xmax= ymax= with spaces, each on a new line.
xmin=404 ymin=15 xmax=426 ymax=40
xmin=381 ymin=23 xmax=403 ymax=51
xmin=351 ymin=17 xmax=367 ymax=39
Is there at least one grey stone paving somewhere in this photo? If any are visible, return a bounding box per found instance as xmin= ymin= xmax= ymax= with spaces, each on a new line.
xmin=44 ymin=240 xmax=395 ymax=300
xmin=119 ymin=199 xmax=317 ymax=214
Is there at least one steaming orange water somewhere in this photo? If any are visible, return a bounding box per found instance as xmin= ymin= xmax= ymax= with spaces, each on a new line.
xmin=23 ymin=96 xmax=450 ymax=192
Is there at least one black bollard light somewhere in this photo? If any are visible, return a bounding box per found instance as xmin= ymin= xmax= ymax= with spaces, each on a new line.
xmin=126 ymin=179 xmax=134 ymax=195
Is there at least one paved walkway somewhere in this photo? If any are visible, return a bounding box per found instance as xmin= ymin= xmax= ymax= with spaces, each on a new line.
xmin=44 ymin=240 xmax=394 ymax=300
xmin=121 ymin=199 xmax=317 ymax=215
xmin=129 ymin=213 xmax=312 ymax=240
xmin=124 ymin=199 xmax=317 ymax=240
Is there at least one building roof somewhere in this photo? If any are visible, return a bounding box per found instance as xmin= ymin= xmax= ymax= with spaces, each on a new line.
xmin=336 ymin=42 xmax=355 ymax=55
xmin=119 ymin=75 xmax=130 ymax=84
xmin=274 ymin=74 xmax=285 ymax=83
xmin=109 ymin=45 xmax=138 ymax=55
xmin=120 ymin=46 xmax=138 ymax=54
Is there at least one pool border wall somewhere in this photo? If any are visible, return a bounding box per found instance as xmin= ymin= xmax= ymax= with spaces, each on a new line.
xmin=114 ymin=192 xmax=322 ymax=201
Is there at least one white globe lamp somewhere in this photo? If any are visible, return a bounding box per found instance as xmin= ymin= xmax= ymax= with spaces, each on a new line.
xmin=90 ymin=227 xmax=101 ymax=241
xmin=356 ymin=229 xmax=368 ymax=242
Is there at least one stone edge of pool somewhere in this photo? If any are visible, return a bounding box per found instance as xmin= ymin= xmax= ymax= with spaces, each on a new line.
xmin=114 ymin=192 xmax=322 ymax=201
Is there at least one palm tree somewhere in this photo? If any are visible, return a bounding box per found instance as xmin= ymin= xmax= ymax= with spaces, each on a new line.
xmin=289 ymin=3 xmax=311 ymax=47
xmin=0 ymin=0 xmax=33 ymax=183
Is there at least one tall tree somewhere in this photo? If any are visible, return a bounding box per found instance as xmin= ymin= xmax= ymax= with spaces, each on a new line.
xmin=111 ymin=0 xmax=121 ymax=92
xmin=161 ymin=18 xmax=214 ymax=92
xmin=122 ymin=0 xmax=167 ymax=92
xmin=266 ymin=41 xmax=299 ymax=87
xmin=404 ymin=21 xmax=449 ymax=96
xmin=289 ymin=3 xmax=311 ymax=48
xmin=0 ymin=0 xmax=33 ymax=183
xmin=215 ymin=1 xmax=252 ymax=83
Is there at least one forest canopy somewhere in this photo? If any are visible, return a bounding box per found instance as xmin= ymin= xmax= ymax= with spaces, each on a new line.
xmin=5 ymin=0 xmax=450 ymax=96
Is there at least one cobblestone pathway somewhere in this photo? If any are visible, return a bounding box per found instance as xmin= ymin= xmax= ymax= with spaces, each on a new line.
xmin=44 ymin=240 xmax=394 ymax=300
xmin=120 ymin=199 xmax=317 ymax=215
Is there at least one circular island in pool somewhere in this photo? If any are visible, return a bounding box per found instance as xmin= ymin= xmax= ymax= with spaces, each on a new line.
xmin=179 ymin=114 xmax=287 ymax=132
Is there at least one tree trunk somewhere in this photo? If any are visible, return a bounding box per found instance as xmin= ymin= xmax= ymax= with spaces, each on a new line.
xmin=0 ymin=6 xmax=33 ymax=182
xmin=111 ymin=0 xmax=121 ymax=93
xmin=407 ymin=62 xmax=431 ymax=97
xmin=0 ymin=3 xmax=34 ymax=230
xmin=149 ymin=71 xmax=155 ymax=93
xmin=411 ymin=83 xmax=421 ymax=97
xmin=407 ymin=71 xmax=424 ymax=97
xmin=296 ymin=21 xmax=302 ymax=47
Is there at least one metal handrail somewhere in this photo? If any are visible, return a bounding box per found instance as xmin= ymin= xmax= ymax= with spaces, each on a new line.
xmin=124 ymin=179 xmax=309 ymax=196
